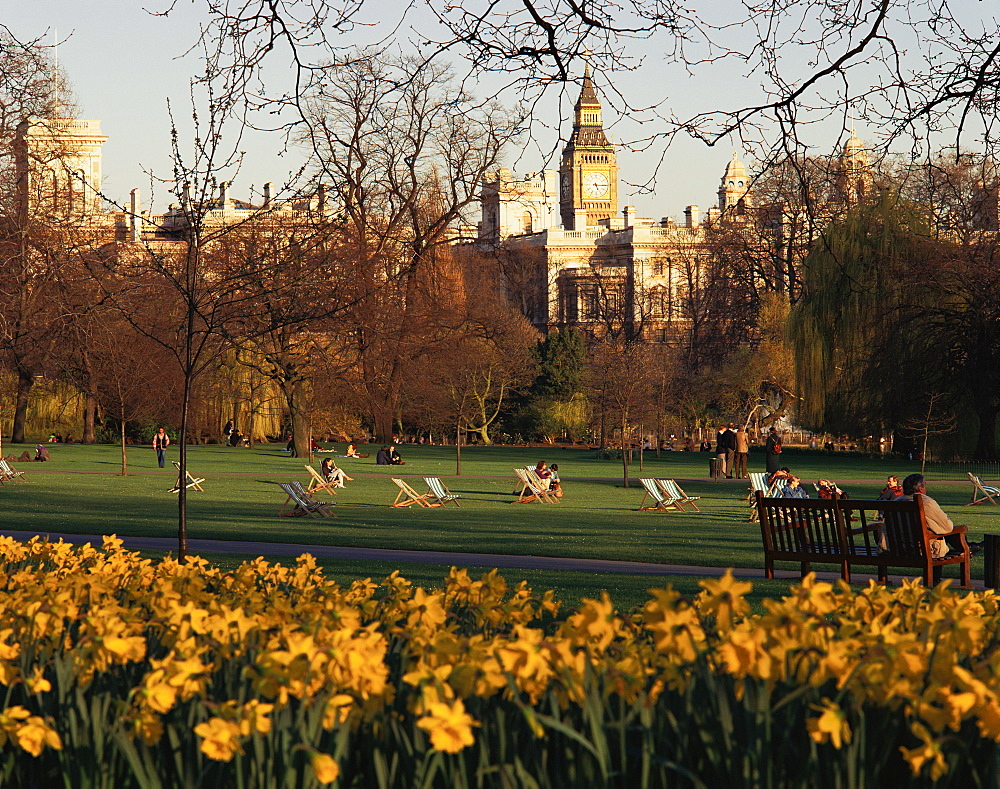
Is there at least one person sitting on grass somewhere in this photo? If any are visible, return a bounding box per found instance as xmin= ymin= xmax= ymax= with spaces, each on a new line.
xmin=549 ymin=463 xmax=563 ymax=497
xmin=781 ymin=476 xmax=809 ymax=499
xmin=346 ymin=442 xmax=360 ymax=457
xmin=376 ymin=446 xmax=391 ymax=465
xmin=389 ymin=445 xmax=405 ymax=465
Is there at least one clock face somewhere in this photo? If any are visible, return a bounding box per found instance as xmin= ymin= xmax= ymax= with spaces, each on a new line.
xmin=583 ymin=171 xmax=609 ymax=197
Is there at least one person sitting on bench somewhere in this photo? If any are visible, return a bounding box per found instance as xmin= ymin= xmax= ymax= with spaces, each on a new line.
xmin=896 ymin=473 xmax=981 ymax=555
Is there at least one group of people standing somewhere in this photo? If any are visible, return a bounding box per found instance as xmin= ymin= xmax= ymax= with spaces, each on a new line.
xmin=714 ymin=423 xmax=752 ymax=479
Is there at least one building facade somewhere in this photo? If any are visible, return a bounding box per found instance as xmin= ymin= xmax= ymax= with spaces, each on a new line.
xmin=475 ymin=71 xmax=953 ymax=340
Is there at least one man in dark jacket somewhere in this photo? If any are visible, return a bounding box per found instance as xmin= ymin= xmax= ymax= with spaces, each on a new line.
xmin=716 ymin=424 xmax=737 ymax=478
xmin=376 ymin=446 xmax=391 ymax=465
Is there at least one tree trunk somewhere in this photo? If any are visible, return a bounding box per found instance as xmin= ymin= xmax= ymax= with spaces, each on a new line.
xmin=11 ymin=369 xmax=33 ymax=444
xmin=281 ymin=379 xmax=311 ymax=459
xmin=974 ymin=404 xmax=999 ymax=460
xmin=468 ymin=425 xmax=492 ymax=445
xmin=622 ymin=415 xmax=629 ymax=489
xmin=371 ymin=403 xmax=395 ymax=444
xmin=83 ymin=393 xmax=98 ymax=444
xmin=455 ymin=421 xmax=462 ymax=476
xmin=120 ymin=412 xmax=128 ymax=476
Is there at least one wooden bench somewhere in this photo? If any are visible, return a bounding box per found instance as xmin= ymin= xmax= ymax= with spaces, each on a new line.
xmin=755 ymin=492 xmax=971 ymax=587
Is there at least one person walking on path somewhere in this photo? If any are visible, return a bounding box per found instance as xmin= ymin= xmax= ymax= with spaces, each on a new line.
xmin=152 ymin=427 xmax=170 ymax=468
xmin=765 ymin=427 xmax=782 ymax=475
xmin=733 ymin=425 xmax=750 ymax=479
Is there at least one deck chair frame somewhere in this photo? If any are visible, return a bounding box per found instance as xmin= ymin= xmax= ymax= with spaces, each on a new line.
xmin=967 ymin=472 xmax=1000 ymax=506
xmin=513 ymin=468 xmax=558 ymax=504
xmin=747 ymin=472 xmax=778 ymax=521
xmin=169 ymin=461 xmax=205 ymax=493
xmin=0 ymin=459 xmax=25 ymax=484
xmin=657 ymin=479 xmax=701 ymax=512
xmin=305 ymin=464 xmax=341 ymax=496
xmin=424 ymin=477 xmax=461 ymax=507
xmin=391 ymin=478 xmax=438 ymax=508
xmin=638 ymin=478 xmax=683 ymax=512
xmin=278 ymin=481 xmax=336 ymax=518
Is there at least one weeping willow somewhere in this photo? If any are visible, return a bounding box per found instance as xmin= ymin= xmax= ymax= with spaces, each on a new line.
xmin=0 ymin=375 xmax=85 ymax=442
xmin=789 ymin=192 xmax=936 ymax=434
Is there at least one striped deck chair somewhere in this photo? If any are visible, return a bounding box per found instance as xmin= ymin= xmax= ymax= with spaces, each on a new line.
xmin=638 ymin=478 xmax=682 ymax=512
xmin=391 ymin=478 xmax=438 ymax=508
xmin=424 ymin=477 xmax=461 ymax=507
xmin=513 ymin=468 xmax=558 ymax=504
xmin=967 ymin=472 xmax=1000 ymax=506
xmin=169 ymin=461 xmax=205 ymax=493
xmin=747 ymin=472 xmax=778 ymax=521
xmin=278 ymin=481 xmax=336 ymax=518
xmin=0 ymin=459 xmax=25 ymax=484
xmin=657 ymin=479 xmax=701 ymax=512
xmin=305 ymin=464 xmax=340 ymax=496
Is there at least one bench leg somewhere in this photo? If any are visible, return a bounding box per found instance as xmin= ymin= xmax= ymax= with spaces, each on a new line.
xmin=800 ymin=561 xmax=811 ymax=578
xmin=878 ymin=566 xmax=888 ymax=584
xmin=961 ymin=558 xmax=971 ymax=588
xmin=765 ymin=557 xmax=774 ymax=580
xmin=841 ymin=561 xmax=851 ymax=584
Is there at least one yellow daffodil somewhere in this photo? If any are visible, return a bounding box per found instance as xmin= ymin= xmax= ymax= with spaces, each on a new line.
xmin=807 ymin=700 xmax=851 ymax=749
xmin=310 ymin=751 xmax=340 ymax=783
xmin=416 ymin=698 xmax=478 ymax=753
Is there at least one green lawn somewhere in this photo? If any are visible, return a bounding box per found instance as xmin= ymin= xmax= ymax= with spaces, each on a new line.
xmin=2 ymin=441 xmax=994 ymax=606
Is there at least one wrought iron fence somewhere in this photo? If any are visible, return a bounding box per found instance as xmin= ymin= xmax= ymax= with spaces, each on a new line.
xmin=924 ymin=460 xmax=1000 ymax=481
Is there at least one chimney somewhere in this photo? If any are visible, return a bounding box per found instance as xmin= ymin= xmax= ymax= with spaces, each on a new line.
xmin=623 ymin=205 xmax=636 ymax=229
xmin=182 ymin=182 xmax=192 ymax=206
xmin=263 ymin=182 xmax=272 ymax=207
xmin=220 ymin=181 xmax=231 ymax=210
xmin=685 ymin=205 xmax=700 ymax=229
xmin=129 ymin=189 xmax=141 ymax=242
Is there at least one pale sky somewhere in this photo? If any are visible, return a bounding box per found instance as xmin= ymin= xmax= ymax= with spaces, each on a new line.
xmin=11 ymin=0 xmax=994 ymax=221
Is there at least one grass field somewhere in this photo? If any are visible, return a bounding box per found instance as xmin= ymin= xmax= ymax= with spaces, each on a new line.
xmin=1 ymin=441 xmax=995 ymax=608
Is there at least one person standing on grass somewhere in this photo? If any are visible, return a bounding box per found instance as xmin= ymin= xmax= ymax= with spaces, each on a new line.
xmin=152 ymin=427 xmax=170 ymax=468
xmin=733 ymin=425 xmax=750 ymax=479
xmin=765 ymin=426 xmax=782 ymax=475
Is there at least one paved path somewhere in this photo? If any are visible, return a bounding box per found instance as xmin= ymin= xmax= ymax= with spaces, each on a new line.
xmin=0 ymin=529 xmax=983 ymax=589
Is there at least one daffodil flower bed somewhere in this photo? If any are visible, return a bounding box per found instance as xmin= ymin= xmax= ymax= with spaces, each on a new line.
xmin=0 ymin=536 xmax=998 ymax=787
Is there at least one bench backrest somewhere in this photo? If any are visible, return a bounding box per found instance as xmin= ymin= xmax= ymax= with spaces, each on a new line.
xmin=758 ymin=493 xmax=934 ymax=560
xmin=756 ymin=494 xmax=844 ymax=554
xmin=839 ymin=497 xmax=929 ymax=558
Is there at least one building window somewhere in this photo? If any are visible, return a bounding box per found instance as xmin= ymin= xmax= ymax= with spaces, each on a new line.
xmin=522 ymin=211 xmax=533 ymax=233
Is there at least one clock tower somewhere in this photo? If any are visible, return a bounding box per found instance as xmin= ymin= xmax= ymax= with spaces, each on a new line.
xmin=560 ymin=65 xmax=618 ymax=230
